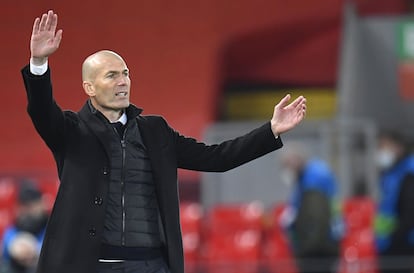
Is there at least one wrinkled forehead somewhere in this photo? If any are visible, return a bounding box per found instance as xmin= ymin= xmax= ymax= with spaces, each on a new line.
xmin=95 ymin=54 xmax=128 ymax=72
xmin=82 ymin=51 xmax=129 ymax=81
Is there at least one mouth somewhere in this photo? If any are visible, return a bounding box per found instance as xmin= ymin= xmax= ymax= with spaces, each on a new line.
xmin=115 ymin=91 xmax=128 ymax=97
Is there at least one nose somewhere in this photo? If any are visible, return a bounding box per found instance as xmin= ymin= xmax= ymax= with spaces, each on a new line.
xmin=118 ymin=75 xmax=128 ymax=86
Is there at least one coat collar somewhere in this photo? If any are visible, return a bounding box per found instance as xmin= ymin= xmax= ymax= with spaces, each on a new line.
xmin=78 ymin=100 xmax=144 ymax=160
xmin=78 ymin=102 xmax=170 ymax=196
xmin=82 ymin=99 xmax=143 ymax=122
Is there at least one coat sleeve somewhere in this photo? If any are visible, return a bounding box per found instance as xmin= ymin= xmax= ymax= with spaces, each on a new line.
xmin=168 ymin=120 xmax=283 ymax=172
xmin=21 ymin=65 xmax=66 ymax=155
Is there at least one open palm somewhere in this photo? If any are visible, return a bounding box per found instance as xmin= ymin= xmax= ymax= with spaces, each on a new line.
xmin=31 ymin=10 xmax=62 ymax=64
xmin=271 ymin=94 xmax=306 ymax=136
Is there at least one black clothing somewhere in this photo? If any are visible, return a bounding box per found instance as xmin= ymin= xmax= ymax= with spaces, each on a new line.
xmin=97 ymin=258 xmax=170 ymax=273
xmin=22 ymin=65 xmax=283 ymax=273
xmin=380 ymin=174 xmax=414 ymax=273
xmin=103 ymin=116 xmax=161 ymax=248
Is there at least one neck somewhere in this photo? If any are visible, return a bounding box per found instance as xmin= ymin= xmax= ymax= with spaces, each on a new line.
xmin=102 ymin=109 xmax=124 ymax=123
xmin=90 ymin=100 xmax=124 ymax=122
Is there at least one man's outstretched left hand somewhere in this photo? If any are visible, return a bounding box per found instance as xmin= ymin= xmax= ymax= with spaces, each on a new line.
xmin=271 ymin=94 xmax=307 ymax=137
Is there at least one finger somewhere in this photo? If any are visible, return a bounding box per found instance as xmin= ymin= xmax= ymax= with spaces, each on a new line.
xmin=297 ymin=101 xmax=306 ymax=119
xmin=300 ymin=103 xmax=306 ymax=114
xmin=45 ymin=10 xmax=54 ymax=31
xmin=54 ymin=29 xmax=63 ymax=48
xmin=292 ymin=97 xmax=306 ymax=114
xmin=39 ymin=12 xmax=48 ymax=31
xmin=275 ymin=94 xmax=291 ymax=109
xmin=32 ymin=17 xmax=40 ymax=35
xmin=50 ymin=13 xmax=58 ymax=33
xmin=287 ymin=95 xmax=305 ymax=109
xmin=295 ymin=97 xmax=306 ymax=110
xmin=298 ymin=103 xmax=307 ymax=119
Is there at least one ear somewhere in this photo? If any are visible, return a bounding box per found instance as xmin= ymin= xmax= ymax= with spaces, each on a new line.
xmin=83 ymin=81 xmax=95 ymax=97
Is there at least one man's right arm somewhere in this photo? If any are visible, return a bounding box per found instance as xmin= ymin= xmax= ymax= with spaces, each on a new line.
xmin=22 ymin=64 xmax=65 ymax=154
xmin=23 ymin=10 xmax=65 ymax=153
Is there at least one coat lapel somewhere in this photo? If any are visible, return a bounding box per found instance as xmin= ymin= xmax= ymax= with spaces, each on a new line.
xmin=78 ymin=102 xmax=112 ymax=161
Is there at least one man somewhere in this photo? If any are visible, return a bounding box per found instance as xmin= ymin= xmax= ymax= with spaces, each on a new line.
xmin=279 ymin=144 xmax=341 ymax=273
xmin=0 ymin=232 xmax=39 ymax=273
xmin=375 ymin=130 xmax=414 ymax=273
xmin=22 ymin=10 xmax=306 ymax=273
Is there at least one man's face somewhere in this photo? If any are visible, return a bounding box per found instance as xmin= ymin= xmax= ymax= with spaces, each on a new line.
xmin=376 ymin=137 xmax=401 ymax=169
xmin=87 ymin=55 xmax=131 ymax=112
xmin=16 ymin=199 xmax=48 ymax=235
xmin=18 ymin=199 xmax=45 ymax=217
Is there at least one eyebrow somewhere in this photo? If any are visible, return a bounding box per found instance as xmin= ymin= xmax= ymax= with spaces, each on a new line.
xmin=105 ymin=69 xmax=129 ymax=75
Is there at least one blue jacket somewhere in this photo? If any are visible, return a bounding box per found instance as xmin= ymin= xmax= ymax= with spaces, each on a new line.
xmin=291 ymin=159 xmax=342 ymax=239
xmin=1 ymin=226 xmax=45 ymax=261
xmin=375 ymin=155 xmax=414 ymax=252
xmin=291 ymin=159 xmax=337 ymax=209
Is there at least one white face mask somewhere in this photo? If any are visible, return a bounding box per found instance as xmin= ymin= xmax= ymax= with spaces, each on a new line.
xmin=376 ymin=149 xmax=396 ymax=170
xmin=280 ymin=168 xmax=297 ymax=187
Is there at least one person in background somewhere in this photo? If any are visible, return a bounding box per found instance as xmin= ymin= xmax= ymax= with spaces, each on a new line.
xmin=1 ymin=182 xmax=48 ymax=265
xmin=279 ymin=143 xmax=342 ymax=273
xmin=0 ymin=232 xmax=39 ymax=273
xmin=374 ymin=130 xmax=414 ymax=273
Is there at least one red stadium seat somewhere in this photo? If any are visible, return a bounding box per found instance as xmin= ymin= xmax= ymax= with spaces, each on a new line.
xmin=263 ymin=229 xmax=298 ymax=273
xmin=263 ymin=203 xmax=298 ymax=273
xmin=0 ymin=177 xmax=17 ymax=210
xmin=181 ymin=202 xmax=203 ymax=233
xmin=201 ymin=202 xmax=265 ymax=273
xmin=38 ymin=178 xmax=59 ymax=212
xmin=339 ymin=197 xmax=378 ymax=273
xmin=338 ymin=229 xmax=378 ymax=273
xmin=343 ymin=197 xmax=375 ymax=233
xmin=203 ymin=229 xmax=262 ymax=273
xmin=180 ymin=202 xmax=203 ymax=273
xmin=207 ymin=201 xmax=265 ymax=233
xmin=0 ymin=208 xmax=14 ymax=236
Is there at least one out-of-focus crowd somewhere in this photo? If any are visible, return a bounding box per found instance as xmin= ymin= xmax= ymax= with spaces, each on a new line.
xmin=0 ymin=181 xmax=49 ymax=273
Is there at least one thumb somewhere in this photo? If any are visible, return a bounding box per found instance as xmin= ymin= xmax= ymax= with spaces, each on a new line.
xmin=54 ymin=29 xmax=63 ymax=48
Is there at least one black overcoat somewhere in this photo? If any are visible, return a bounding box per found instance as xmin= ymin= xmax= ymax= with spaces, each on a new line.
xmin=21 ymin=65 xmax=283 ymax=273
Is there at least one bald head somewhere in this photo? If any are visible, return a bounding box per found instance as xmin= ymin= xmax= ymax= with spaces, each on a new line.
xmin=82 ymin=50 xmax=126 ymax=82
xmin=81 ymin=50 xmax=131 ymax=121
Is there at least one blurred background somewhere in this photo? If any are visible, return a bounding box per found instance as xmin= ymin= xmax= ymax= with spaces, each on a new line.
xmin=2 ymin=0 xmax=414 ymax=272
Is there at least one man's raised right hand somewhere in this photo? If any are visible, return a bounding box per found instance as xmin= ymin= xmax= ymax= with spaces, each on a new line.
xmin=30 ymin=10 xmax=63 ymax=66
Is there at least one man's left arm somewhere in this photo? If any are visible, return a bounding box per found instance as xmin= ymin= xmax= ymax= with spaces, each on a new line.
xmin=176 ymin=94 xmax=306 ymax=172
xmin=176 ymin=122 xmax=283 ymax=172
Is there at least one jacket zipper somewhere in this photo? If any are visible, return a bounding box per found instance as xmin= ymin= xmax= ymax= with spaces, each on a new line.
xmin=120 ymin=129 xmax=127 ymax=246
